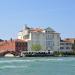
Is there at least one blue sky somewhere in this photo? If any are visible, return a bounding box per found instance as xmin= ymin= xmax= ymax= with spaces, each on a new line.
xmin=0 ymin=0 xmax=75 ymax=39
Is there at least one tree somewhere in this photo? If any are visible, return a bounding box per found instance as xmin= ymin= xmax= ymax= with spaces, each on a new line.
xmin=31 ymin=44 xmax=42 ymax=51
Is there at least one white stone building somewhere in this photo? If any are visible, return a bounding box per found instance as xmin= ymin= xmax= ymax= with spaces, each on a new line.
xmin=18 ymin=25 xmax=60 ymax=52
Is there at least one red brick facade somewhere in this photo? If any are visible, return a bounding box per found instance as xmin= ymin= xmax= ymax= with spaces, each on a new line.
xmin=0 ymin=39 xmax=27 ymax=54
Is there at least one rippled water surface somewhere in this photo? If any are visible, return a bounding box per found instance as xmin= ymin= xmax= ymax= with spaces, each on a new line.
xmin=0 ymin=57 xmax=75 ymax=75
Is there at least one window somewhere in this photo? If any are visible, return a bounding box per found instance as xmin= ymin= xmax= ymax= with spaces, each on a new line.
xmin=46 ymin=41 xmax=54 ymax=47
xmin=60 ymin=43 xmax=64 ymax=45
xmin=57 ymin=34 xmax=59 ymax=38
xmin=66 ymin=43 xmax=69 ymax=45
xmin=66 ymin=47 xmax=70 ymax=49
xmin=46 ymin=31 xmax=50 ymax=34
xmin=46 ymin=34 xmax=54 ymax=40
xmin=46 ymin=30 xmax=50 ymax=34
xmin=23 ymin=34 xmax=29 ymax=39
xmin=66 ymin=43 xmax=71 ymax=45
xmin=60 ymin=47 xmax=64 ymax=49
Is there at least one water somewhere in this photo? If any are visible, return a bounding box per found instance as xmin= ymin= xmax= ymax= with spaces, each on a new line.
xmin=0 ymin=57 xmax=75 ymax=75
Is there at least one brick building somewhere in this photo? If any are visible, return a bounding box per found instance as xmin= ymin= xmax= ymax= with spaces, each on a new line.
xmin=0 ymin=39 xmax=27 ymax=55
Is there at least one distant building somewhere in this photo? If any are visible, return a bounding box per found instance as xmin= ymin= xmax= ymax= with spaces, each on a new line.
xmin=0 ymin=39 xmax=27 ymax=55
xmin=18 ymin=25 xmax=60 ymax=51
xmin=60 ymin=40 xmax=72 ymax=52
xmin=64 ymin=38 xmax=75 ymax=51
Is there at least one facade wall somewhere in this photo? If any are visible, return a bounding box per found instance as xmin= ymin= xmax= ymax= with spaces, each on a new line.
xmin=45 ymin=28 xmax=60 ymax=51
xmin=18 ymin=26 xmax=60 ymax=52
xmin=0 ymin=41 xmax=15 ymax=53
xmin=0 ymin=40 xmax=27 ymax=54
xmin=15 ymin=41 xmax=27 ymax=52
xmin=18 ymin=32 xmax=23 ymax=40
xmin=60 ymin=41 xmax=72 ymax=52
xmin=28 ymin=32 xmax=46 ymax=51
xmin=60 ymin=38 xmax=75 ymax=52
xmin=53 ymin=34 xmax=60 ymax=51
xmin=18 ymin=29 xmax=30 ymax=40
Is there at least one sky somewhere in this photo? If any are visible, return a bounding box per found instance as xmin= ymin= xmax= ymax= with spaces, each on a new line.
xmin=0 ymin=0 xmax=75 ymax=40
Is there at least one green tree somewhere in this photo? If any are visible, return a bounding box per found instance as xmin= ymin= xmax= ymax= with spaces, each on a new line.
xmin=31 ymin=44 xmax=42 ymax=51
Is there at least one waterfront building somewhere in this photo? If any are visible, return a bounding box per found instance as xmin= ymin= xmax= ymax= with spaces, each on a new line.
xmin=64 ymin=38 xmax=75 ymax=51
xmin=18 ymin=25 xmax=60 ymax=52
xmin=0 ymin=39 xmax=27 ymax=55
xmin=60 ymin=40 xmax=72 ymax=52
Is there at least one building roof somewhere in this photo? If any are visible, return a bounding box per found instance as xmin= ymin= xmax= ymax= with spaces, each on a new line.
xmin=30 ymin=28 xmax=44 ymax=32
xmin=19 ymin=25 xmax=60 ymax=34
xmin=65 ymin=38 xmax=75 ymax=40
xmin=60 ymin=39 xmax=70 ymax=42
xmin=0 ymin=39 xmax=26 ymax=44
xmin=45 ymin=27 xmax=55 ymax=32
xmin=60 ymin=38 xmax=75 ymax=44
xmin=64 ymin=38 xmax=75 ymax=43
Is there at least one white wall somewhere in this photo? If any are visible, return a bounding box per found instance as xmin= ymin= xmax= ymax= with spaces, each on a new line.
xmin=28 ymin=32 xmax=46 ymax=51
xmin=60 ymin=42 xmax=72 ymax=52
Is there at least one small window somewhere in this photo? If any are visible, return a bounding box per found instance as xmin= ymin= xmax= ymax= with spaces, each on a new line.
xmin=60 ymin=43 xmax=64 ymax=45
xmin=66 ymin=43 xmax=69 ymax=45
xmin=66 ymin=47 xmax=70 ymax=49
xmin=60 ymin=47 xmax=64 ymax=49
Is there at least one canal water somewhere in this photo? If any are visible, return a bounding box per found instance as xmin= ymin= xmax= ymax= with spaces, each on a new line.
xmin=0 ymin=57 xmax=75 ymax=75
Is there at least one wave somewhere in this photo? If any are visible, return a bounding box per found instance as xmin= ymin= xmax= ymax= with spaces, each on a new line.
xmin=0 ymin=65 xmax=27 ymax=69
xmin=0 ymin=59 xmax=63 ymax=63
xmin=0 ymin=57 xmax=75 ymax=63
xmin=0 ymin=59 xmax=34 ymax=63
